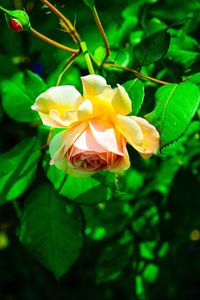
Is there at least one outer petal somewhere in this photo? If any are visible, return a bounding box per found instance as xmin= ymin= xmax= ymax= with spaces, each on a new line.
xmin=110 ymin=140 xmax=130 ymax=173
xmin=114 ymin=114 xmax=144 ymax=150
xmin=32 ymin=86 xmax=83 ymax=127
xmin=89 ymin=119 xmax=124 ymax=155
xmin=111 ymin=84 xmax=132 ymax=115
xmin=81 ymin=75 xmax=109 ymax=97
xmin=49 ymin=122 xmax=87 ymax=170
xmin=131 ymin=116 xmax=160 ymax=158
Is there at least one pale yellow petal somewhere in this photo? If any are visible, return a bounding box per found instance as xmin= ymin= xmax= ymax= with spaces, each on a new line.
xmin=111 ymin=84 xmax=132 ymax=115
xmin=131 ymin=116 xmax=160 ymax=158
xmin=114 ymin=115 xmax=143 ymax=150
xmin=81 ymin=74 xmax=109 ymax=97
xmin=32 ymin=86 xmax=83 ymax=127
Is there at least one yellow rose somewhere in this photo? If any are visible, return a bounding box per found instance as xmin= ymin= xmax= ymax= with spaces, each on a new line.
xmin=32 ymin=75 xmax=160 ymax=177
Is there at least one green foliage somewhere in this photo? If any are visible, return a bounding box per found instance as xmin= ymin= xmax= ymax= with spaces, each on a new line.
xmin=1 ymin=71 xmax=46 ymax=122
xmin=43 ymin=154 xmax=115 ymax=204
xmin=0 ymin=137 xmax=41 ymax=204
xmin=19 ymin=183 xmax=84 ymax=279
xmin=123 ymin=79 xmax=144 ymax=115
xmin=146 ymin=82 xmax=200 ymax=146
xmin=0 ymin=0 xmax=200 ymax=299
xmin=133 ymin=29 xmax=170 ymax=66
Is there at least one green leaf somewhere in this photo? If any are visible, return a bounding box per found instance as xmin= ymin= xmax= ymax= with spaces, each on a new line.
xmin=146 ymin=82 xmax=200 ymax=146
xmin=19 ymin=184 xmax=84 ymax=279
xmin=1 ymin=71 xmax=47 ymax=122
xmin=133 ymin=29 xmax=170 ymax=66
xmin=123 ymin=79 xmax=145 ymax=115
xmin=0 ymin=137 xmax=41 ymax=204
xmin=43 ymin=154 xmax=114 ymax=205
xmin=83 ymin=0 xmax=95 ymax=8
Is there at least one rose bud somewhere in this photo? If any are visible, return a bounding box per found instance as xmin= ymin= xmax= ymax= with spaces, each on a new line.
xmin=0 ymin=6 xmax=31 ymax=32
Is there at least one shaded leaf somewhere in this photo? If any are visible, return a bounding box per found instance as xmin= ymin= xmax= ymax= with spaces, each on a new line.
xmin=83 ymin=0 xmax=95 ymax=8
xmin=0 ymin=137 xmax=41 ymax=204
xmin=1 ymin=71 xmax=46 ymax=122
xmin=19 ymin=183 xmax=84 ymax=279
xmin=43 ymin=154 xmax=114 ymax=205
xmin=133 ymin=29 xmax=170 ymax=66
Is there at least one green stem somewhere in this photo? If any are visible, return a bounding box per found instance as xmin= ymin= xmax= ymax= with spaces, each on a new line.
xmin=80 ymin=41 xmax=95 ymax=74
xmin=56 ymin=51 xmax=80 ymax=85
xmin=12 ymin=200 xmax=21 ymax=218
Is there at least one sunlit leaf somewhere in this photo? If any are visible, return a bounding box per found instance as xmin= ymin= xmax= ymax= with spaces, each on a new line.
xmin=146 ymin=82 xmax=200 ymax=146
xmin=123 ymin=79 xmax=145 ymax=115
xmin=19 ymin=183 xmax=84 ymax=279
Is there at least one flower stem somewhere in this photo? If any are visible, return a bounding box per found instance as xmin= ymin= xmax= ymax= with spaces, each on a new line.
xmin=40 ymin=0 xmax=81 ymax=44
xmin=56 ymin=51 xmax=80 ymax=85
xmin=104 ymin=62 xmax=172 ymax=85
xmin=12 ymin=200 xmax=21 ymax=218
xmin=80 ymin=41 xmax=95 ymax=74
xmin=30 ymin=27 xmax=79 ymax=54
xmin=92 ymin=6 xmax=110 ymax=66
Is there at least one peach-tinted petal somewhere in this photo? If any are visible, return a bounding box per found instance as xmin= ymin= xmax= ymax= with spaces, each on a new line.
xmin=114 ymin=114 xmax=143 ymax=150
xmin=31 ymin=86 xmax=83 ymax=127
xmin=81 ymin=75 xmax=109 ymax=98
xmin=73 ymin=127 xmax=107 ymax=153
xmin=131 ymin=116 xmax=160 ymax=158
xmin=110 ymin=139 xmax=130 ymax=173
xmin=49 ymin=122 xmax=87 ymax=165
xmin=111 ymin=84 xmax=132 ymax=115
xmin=89 ymin=119 xmax=124 ymax=155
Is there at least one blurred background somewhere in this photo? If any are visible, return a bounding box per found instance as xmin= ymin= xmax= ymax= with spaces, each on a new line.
xmin=0 ymin=0 xmax=200 ymax=299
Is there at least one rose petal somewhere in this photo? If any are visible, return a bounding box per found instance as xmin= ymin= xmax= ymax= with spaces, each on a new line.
xmin=111 ymin=84 xmax=132 ymax=115
xmin=49 ymin=122 xmax=87 ymax=166
xmin=73 ymin=127 xmax=107 ymax=153
xmin=114 ymin=114 xmax=143 ymax=150
xmin=110 ymin=139 xmax=130 ymax=173
xmin=89 ymin=119 xmax=124 ymax=155
xmin=81 ymin=75 xmax=109 ymax=97
xmin=131 ymin=116 xmax=160 ymax=158
xmin=32 ymin=86 xmax=83 ymax=127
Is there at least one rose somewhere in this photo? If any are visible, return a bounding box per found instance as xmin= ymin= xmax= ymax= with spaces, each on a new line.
xmin=49 ymin=119 xmax=130 ymax=177
xmin=32 ymin=75 xmax=160 ymax=177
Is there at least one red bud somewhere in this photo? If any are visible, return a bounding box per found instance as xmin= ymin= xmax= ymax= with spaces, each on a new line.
xmin=9 ymin=18 xmax=23 ymax=32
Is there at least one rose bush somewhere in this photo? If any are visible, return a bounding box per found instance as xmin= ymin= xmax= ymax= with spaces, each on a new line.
xmin=32 ymin=75 xmax=160 ymax=177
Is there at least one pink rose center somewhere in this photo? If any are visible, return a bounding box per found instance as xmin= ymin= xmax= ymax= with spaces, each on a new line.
xmin=67 ymin=146 xmax=122 ymax=172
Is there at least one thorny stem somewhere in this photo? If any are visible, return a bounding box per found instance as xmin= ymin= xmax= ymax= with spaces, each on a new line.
xmin=40 ymin=0 xmax=81 ymax=45
xmin=92 ymin=6 xmax=110 ymax=66
xmin=30 ymin=27 xmax=79 ymax=54
xmin=104 ymin=62 xmax=172 ymax=85
xmin=56 ymin=51 xmax=80 ymax=86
